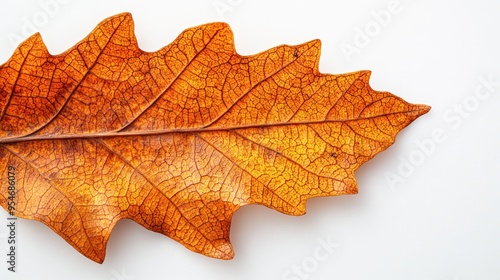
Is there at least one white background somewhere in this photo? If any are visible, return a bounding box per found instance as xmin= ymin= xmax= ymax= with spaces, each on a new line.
xmin=0 ymin=0 xmax=499 ymax=279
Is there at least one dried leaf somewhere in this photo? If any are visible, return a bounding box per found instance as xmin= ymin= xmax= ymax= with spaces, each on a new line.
xmin=0 ymin=13 xmax=429 ymax=263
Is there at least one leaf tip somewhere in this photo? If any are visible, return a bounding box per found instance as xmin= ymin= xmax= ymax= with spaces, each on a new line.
xmin=310 ymin=38 xmax=322 ymax=47
xmin=211 ymin=241 xmax=235 ymax=260
xmin=95 ymin=256 xmax=105 ymax=264
xmin=13 ymin=32 xmax=46 ymax=57
xmin=414 ymin=104 xmax=431 ymax=117
xmin=99 ymin=12 xmax=135 ymax=33
xmin=111 ymin=11 xmax=134 ymax=22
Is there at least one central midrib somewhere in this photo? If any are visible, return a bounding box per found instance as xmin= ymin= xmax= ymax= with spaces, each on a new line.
xmin=0 ymin=107 xmax=426 ymax=144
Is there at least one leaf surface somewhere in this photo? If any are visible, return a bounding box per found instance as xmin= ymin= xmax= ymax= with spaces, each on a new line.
xmin=0 ymin=13 xmax=429 ymax=263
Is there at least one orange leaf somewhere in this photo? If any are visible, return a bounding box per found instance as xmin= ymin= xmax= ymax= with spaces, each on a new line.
xmin=0 ymin=13 xmax=429 ymax=263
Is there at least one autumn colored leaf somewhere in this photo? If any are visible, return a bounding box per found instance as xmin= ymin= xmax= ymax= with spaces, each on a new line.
xmin=0 ymin=13 xmax=429 ymax=263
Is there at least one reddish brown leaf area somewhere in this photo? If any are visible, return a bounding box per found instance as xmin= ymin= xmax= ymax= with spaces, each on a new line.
xmin=0 ymin=13 xmax=429 ymax=263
